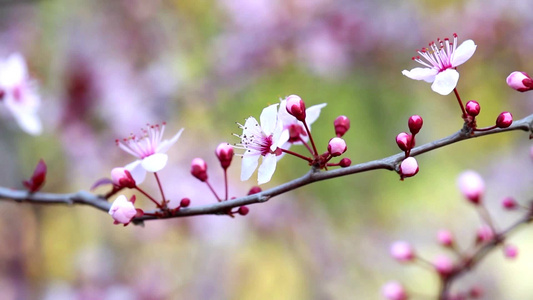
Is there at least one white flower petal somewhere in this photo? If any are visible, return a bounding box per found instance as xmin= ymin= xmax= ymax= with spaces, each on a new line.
xmin=12 ymin=112 xmax=42 ymax=135
xmin=157 ymin=128 xmax=184 ymax=153
xmin=451 ymin=40 xmax=476 ymax=67
xmin=259 ymin=103 xmax=279 ymax=135
xmin=431 ymin=69 xmax=460 ymax=95
xmin=257 ymin=153 xmax=277 ymax=184
xmin=124 ymin=160 xmax=146 ymax=184
xmin=402 ymin=67 xmax=438 ymax=83
xmin=272 ymin=123 xmax=290 ymax=150
xmin=305 ymin=103 xmax=327 ymax=125
xmin=141 ymin=153 xmax=168 ymax=172
xmin=0 ymin=53 xmax=27 ymax=87
xmin=241 ymin=154 xmax=259 ymax=181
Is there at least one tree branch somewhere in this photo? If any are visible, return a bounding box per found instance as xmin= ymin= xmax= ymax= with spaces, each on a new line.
xmin=1 ymin=113 xmax=532 ymax=223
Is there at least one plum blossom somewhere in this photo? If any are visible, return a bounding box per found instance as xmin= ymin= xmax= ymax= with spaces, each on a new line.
xmin=278 ymin=96 xmax=326 ymax=147
xmin=108 ymin=195 xmax=140 ymax=225
xmin=402 ymin=34 xmax=477 ymax=95
xmin=237 ymin=103 xmax=289 ymax=184
xmin=0 ymin=53 xmax=42 ymax=135
xmin=116 ymin=123 xmax=183 ymax=184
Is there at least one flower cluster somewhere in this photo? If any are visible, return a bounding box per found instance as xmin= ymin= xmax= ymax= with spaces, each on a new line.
xmin=383 ymin=170 xmax=528 ymax=299
xmin=0 ymin=53 xmax=42 ymax=135
xmin=395 ymin=115 xmax=423 ymax=179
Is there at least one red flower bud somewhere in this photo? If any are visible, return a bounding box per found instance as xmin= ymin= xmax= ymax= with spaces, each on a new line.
xmin=285 ymin=95 xmax=306 ymax=122
xmin=238 ymin=206 xmax=249 ymax=216
xmin=495 ymin=111 xmax=512 ymax=128
xmin=465 ymin=100 xmax=480 ymax=117
xmin=191 ymin=158 xmax=208 ymax=182
xmin=339 ymin=158 xmax=351 ymax=167
xmin=248 ymin=186 xmax=262 ymax=195
xmin=180 ymin=198 xmax=191 ymax=208
xmin=23 ymin=159 xmax=47 ymax=193
xmin=215 ymin=143 xmax=234 ymax=169
xmin=334 ymin=115 xmax=350 ymax=137
xmin=408 ymin=115 xmax=423 ymax=134
xmin=395 ymin=132 xmax=412 ymax=152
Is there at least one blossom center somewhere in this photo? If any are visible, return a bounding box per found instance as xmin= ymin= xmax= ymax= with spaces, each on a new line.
xmin=116 ymin=123 xmax=166 ymax=159
xmin=412 ymin=33 xmax=458 ymax=72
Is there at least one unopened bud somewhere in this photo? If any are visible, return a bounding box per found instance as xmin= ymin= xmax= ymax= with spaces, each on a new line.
xmin=396 ymin=132 xmax=412 ymax=151
xmin=433 ymin=255 xmax=454 ymax=276
xmin=502 ymin=197 xmax=517 ymax=210
xmin=496 ymin=111 xmax=512 ymax=128
xmin=476 ymin=225 xmax=494 ymax=243
xmin=457 ymin=170 xmax=484 ymax=204
xmin=469 ymin=286 xmax=483 ymax=299
xmin=408 ymin=115 xmax=423 ymax=134
xmin=503 ymin=244 xmax=518 ymax=259
xmin=216 ymin=143 xmax=234 ymax=169
xmin=437 ymin=230 xmax=454 ymax=247
xmin=248 ymin=186 xmax=262 ymax=195
xmin=465 ymin=100 xmax=480 ymax=117
xmin=381 ymin=281 xmax=408 ymax=300
xmin=238 ymin=206 xmax=249 ymax=216
xmin=328 ymin=137 xmax=347 ymax=157
xmin=285 ymin=94 xmax=306 ymax=121
xmin=180 ymin=198 xmax=191 ymax=208
xmin=334 ymin=115 xmax=350 ymax=137
xmin=109 ymin=195 xmax=138 ymax=225
xmin=400 ymin=157 xmax=418 ymax=177
xmin=111 ymin=167 xmax=136 ymax=188
xmin=339 ymin=158 xmax=352 ymax=167
xmin=0 ymin=89 xmax=4 ymax=100
xmin=390 ymin=241 xmax=415 ymax=262
xmin=191 ymin=158 xmax=208 ymax=182
xmin=506 ymin=71 xmax=533 ymax=92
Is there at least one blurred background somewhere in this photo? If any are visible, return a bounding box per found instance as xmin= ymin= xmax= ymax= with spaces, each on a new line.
xmin=0 ymin=0 xmax=533 ymax=299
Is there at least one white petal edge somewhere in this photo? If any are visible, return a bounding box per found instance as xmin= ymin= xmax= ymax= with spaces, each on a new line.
xmin=451 ymin=40 xmax=476 ymax=67
xmin=259 ymin=103 xmax=279 ymax=135
xmin=0 ymin=53 xmax=27 ymax=86
xmin=241 ymin=154 xmax=259 ymax=181
xmin=141 ymin=153 xmax=168 ymax=172
xmin=402 ymin=67 xmax=438 ymax=83
xmin=13 ymin=112 xmax=42 ymax=135
xmin=431 ymin=69 xmax=459 ymax=95
xmin=157 ymin=128 xmax=184 ymax=153
xmin=305 ymin=103 xmax=327 ymax=125
xmin=257 ymin=153 xmax=277 ymax=184
xmin=124 ymin=160 xmax=146 ymax=184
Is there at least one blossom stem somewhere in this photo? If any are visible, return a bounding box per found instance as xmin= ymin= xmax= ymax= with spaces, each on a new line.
xmin=280 ymin=148 xmax=313 ymax=162
xmin=298 ymin=136 xmax=315 ymax=156
xmin=153 ymin=172 xmax=167 ymax=208
xmin=224 ymin=169 xmax=228 ymax=201
xmin=476 ymin=204 xmax=497 ymax=233
xmin=303 ymin=121 xmax=319 ymax=157
xmin=473 ymin=125 xmax=497 ymax=132
xmin=453 ymin=88 xmax=467 ymax=119
xmin=135 ymin=186 xmax=164 ymax=210
xmin=205 ymin=180 xmax=221 ymax=202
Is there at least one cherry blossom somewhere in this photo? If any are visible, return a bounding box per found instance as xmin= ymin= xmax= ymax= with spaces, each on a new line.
xmin=0 ymin=53 xmax=42 ymax=135
xmin=237 ymin=103 xmax=289 ymax=184
xmin=108 ymin=195 xmax=140 ymax=225
xmin=402 ymin=34 xmax=477 ymax=95
xmin=116 ymin=123 xmax=183 ymax=184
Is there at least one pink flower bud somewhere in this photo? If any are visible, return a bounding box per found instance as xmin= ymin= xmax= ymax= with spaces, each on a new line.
xmin=238 ymin=206 xmax=249 ymax=216
xmin=216 ymin=143 xmax=234 ymax=169
xmin=248 ymin=186 xmax=262 ymax=195
xmin=396 ymin=132 xmax=412 ymax=151
xmin=285 ymin=94 xmax=306 ymax=121
xmin=390 ymin=241 xmax=415 ymax=262
xmin=111 ymin=167 xmax=136 ymax=188
xmin=399 ymin=157 xmax=418 ymax=178
xmin=437 ymin=230 xmax=454 ymax=247
xmin=180 ymin=198 xmax=191 ymax=208
xmin=433 ymin=255 xmax=454 ymax=276
xmin=476 ymin=224 xmax=494 ymax=243
xmin=408 ymin=115 xmax=423 ymax=134
xmin=23 ymin=159 xmax=47 ymax=193
xmin=328 ymin=137 xmax=347 ymax=157
xmin=495 ymin=111 xmax=512 ymax=128
xmin=469 ymin=286 xmax=483 ymax=298
xmin=381 ymin=281 xmax=408 ymax=300
xmin=465 ymin=100 xmax=480 ymax=117
xmin=339 ymin=157 xmax=352 ymax=167
xmin=109 ymin=195 xmax=139 ymax=225
xmin=501 ymin=197 xmax=517 ymax=210
xmin=457 ymin=171 xmax=484 ymax=204
xmin=506 ymin=71 xmax=533 ymax=92
xmin=191 ymin=158 xmax=208 ymax=182
xmin=503 ymin=244 xmax=518 ymax=259
xmin=334 ymin=115 xmax=350 ymax=137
